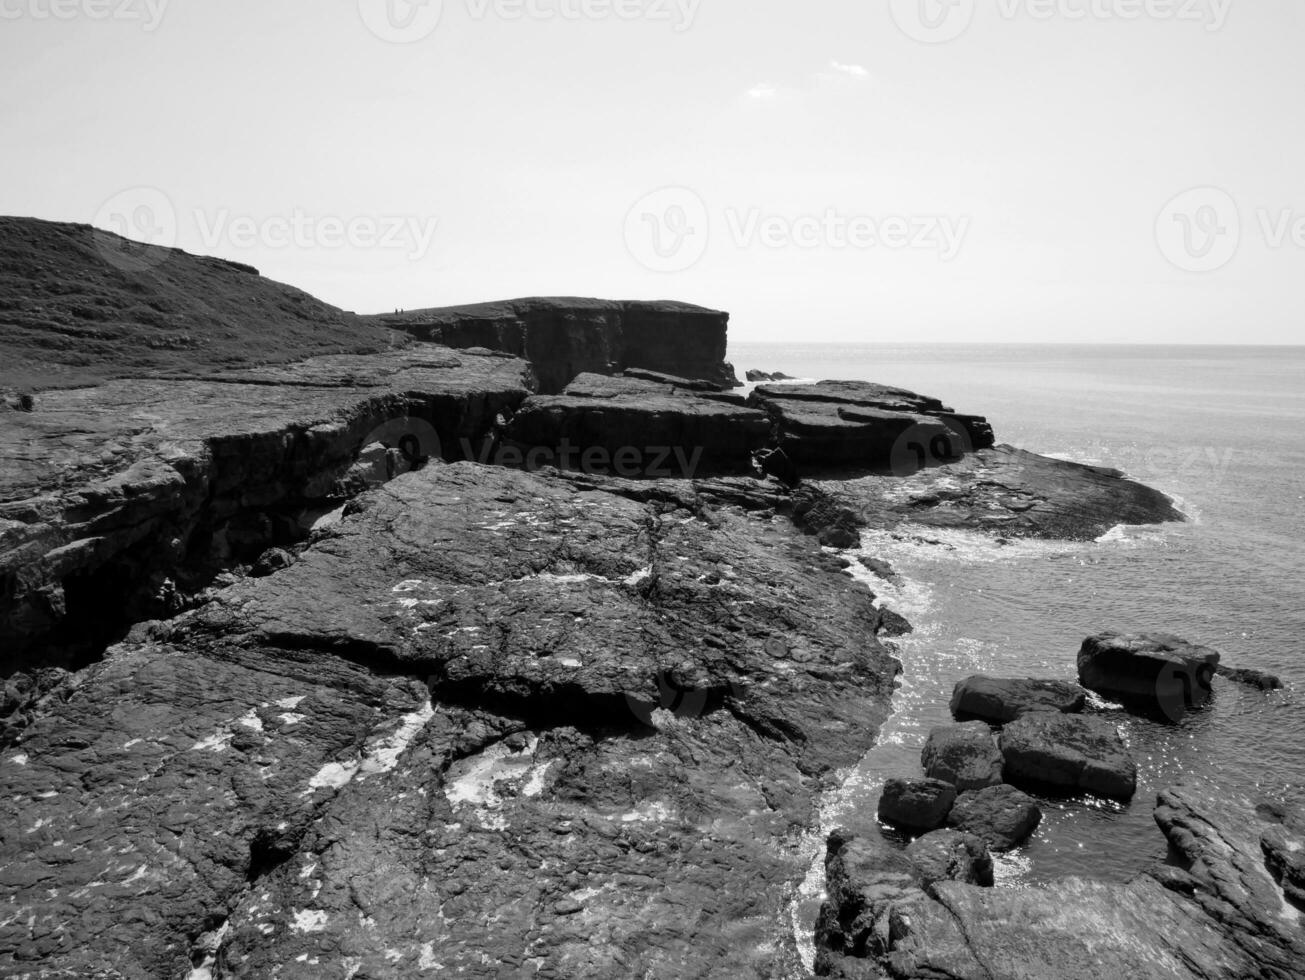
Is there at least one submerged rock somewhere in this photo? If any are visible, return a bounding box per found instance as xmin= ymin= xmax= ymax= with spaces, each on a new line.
xmin=1078 ymin=631 xmax=1220 ymax=720
xmin=1217 ymin=664 xmax=1284 ymax=691
xmin=947 ymin=784 xmax=1043 ymax=851
xmin=877 ymin=778 xmax=958 ymax=831
xmin=998 ymin=713 xmax=1137 ymax=800
xmin=950 ymin=675 xmax=1087 ymax=723
xmin=921 ymin=721 xmax=1004 ymax=791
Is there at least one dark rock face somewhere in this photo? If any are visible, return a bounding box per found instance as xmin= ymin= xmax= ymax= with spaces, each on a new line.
xmin=921 ymin=721 xmax=1004 ymax=791
xmin=371 ymin=297 xmax=740 ymax=393
xmin=0 ymin=347 xmax=533 ymax=670
xmin=499 ymin=372 xmax=772 ymax=476
xmin=950 ymin=675 xmax=1087 ymax=723
xmin=0 ymin=463 xmax=900 ymax=977
xmin=947 ymin=784 xmax=1043 ymax=851
xmin=819 ymin=783 xmax=1305 ymax=980
xmin=1078 ymin=631 xmax=1220 ymax=720
xmin=745 ymin=370 xmax=794 ymax=383
xmin=748 ymin=381 xmax=995 ymax=471
xmin=904 ymin=830 xmax=995 ymax=891
xmin=877 ymin=778 xmax=957 ymax=831
xmin=999 ymin=713 xmax=1137 ymax=800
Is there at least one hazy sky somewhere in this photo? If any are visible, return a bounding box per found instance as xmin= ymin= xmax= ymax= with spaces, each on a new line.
xmin=2 ymin=0 xmax=1303 ymax=343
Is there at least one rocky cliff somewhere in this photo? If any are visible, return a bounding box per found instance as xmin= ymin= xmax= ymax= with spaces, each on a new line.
xmin=0 ymin=218 xmax=1223 ymax=979
xmin=369 ymin=297 xmax=739 ymax=393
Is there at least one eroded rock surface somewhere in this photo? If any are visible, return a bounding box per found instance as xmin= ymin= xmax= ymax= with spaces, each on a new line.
xmin=0 ymin=463 xmax=900 ymax=977
xmin=819 ymin=783 xmax=1305 ymax=980
xmin=0 ymin=347 xmax=532 ymax=669
xmin=814 ymin=445 xmax=1184 ymax=541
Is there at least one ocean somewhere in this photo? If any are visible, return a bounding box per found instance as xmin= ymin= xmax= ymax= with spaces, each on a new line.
xmin=727 ymin=343 xmax=1305 ymax=898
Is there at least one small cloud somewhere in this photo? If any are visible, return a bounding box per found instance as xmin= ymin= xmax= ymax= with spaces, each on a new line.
xmin=746 ymin=84 xmax=779 ymax=100
xmin=828 ymin=60 xmax=869 ymax=79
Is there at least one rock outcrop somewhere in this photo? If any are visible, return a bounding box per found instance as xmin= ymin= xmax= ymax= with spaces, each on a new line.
xmin=811 ymin=445 xmax=1185 ymax=541
xmin=998 ymin=713 xmax=1137 ymax=800
xmin=1078 ymin=631 xmax=1221 ymax=720
xmin=0 ymin=347 xmax=532 ymax=672
xmin=950 ymin=675 xmax=1087 ymax=723
xmin=498 ymin=372 xmax=771 ymax=476
xmin=0 ymin=463 xmax=901 ymax=977
xmin=819 ymin=783 xmax=1305 ymax=979
xmin=371 ymin=297 xmax=740 ymax=393
xmin=748 ymin=381 xmax=995 ymax=471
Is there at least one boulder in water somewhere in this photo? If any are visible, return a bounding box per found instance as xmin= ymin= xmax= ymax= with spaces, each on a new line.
xmin=1078 ymin=631 xmax=1219 ymax=720
xmin=877 ymin=777 xmax=957 ymax=831
xmin=947 ymin=784 xmax=1043 ymax=851
xmin=921 ymin=721 xmax=1004 ymax=791
xmin=950 ymin=675 xmax=1087 ymax=724
xmin=999 ymin=712 xmax=1137 ymax=800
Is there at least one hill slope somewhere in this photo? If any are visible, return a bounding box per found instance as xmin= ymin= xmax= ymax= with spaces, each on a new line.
xmin=0 ymin=217 xmax=394 ymax=392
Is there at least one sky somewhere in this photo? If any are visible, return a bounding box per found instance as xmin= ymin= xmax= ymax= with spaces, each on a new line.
xmin=2 ymin=0 xmax=1303 ymax=343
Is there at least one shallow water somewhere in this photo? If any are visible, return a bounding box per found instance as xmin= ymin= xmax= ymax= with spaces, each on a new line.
xmin=732 ymin=344 xmax=1305 ymax=952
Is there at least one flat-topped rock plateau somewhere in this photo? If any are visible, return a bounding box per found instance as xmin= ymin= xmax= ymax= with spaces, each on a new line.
xmin=4 ymin=217 xmax=1288 ymax=979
